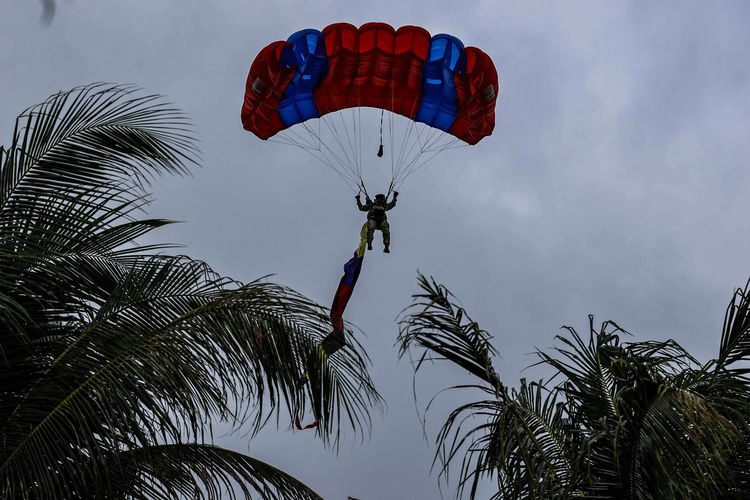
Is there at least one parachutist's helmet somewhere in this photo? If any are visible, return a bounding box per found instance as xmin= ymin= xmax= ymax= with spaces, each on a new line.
xmin=375 ymin=194 xmax=386 ymax=200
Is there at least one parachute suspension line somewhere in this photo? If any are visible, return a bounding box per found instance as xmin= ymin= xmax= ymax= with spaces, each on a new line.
xmin=386 ymin=178 xmax=395 ymax=198
xmin=320 ymin=114 xmax=358 ymax=175
xmin=282 ymin=124 xmax=320 ymax=150
xmin=388 ymin=80 xmax=396 ymax=194
xmin=355 ymin=107 xmax=363 ymax=186
xmin=358 ymin=105 xmax=363 ymax=182
xmin=279 ymin=120 xmax=361 ymax=192
xmin=271 ymin=135 xmax=360 ymax=193
xmin=394 ymin=119 xmax=440 ymax=187
xmin=420 ymin=123 xmax=447 ymax=151
xmin=393 ymin=138 xmax=467 ymax=190
xmin=324 ymin=89 xmax=360 ymax=185
xmin=389 ymin=109 xmax=395 ymax=196
xmin=394 ymin=117 xmax=417 ymax=177
xmin=306 ymin=85 xmax=363 ymax=193
xmin=355 ymin=86 xmax=364 ymax=190
xmin=376 ymin=108 xmax=384 ymax=158
xmin=390 ymin=117 xmax=467 ymax=189
xmin=393 ymin=128 xmax=451 ymax=184
xmin=393 ymin=120 xmax=423 ymax=181
xmin=299 ymin=121 xmax=359 ymax=181
xmin=273 ymin=104 xmax=466 ymax=196
xmin=338 ymin=109 xmax=357 ymax=177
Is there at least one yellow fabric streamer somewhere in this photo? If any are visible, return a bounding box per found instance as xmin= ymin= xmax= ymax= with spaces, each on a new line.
xmin=355 ymin=221 xmax=368 ymax=257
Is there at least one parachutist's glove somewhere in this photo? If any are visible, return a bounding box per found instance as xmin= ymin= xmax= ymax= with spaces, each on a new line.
xmin=355 ymin=194 xmax=361 ymax=201
xmin=393 ymin=191 xmax=399 ymax=197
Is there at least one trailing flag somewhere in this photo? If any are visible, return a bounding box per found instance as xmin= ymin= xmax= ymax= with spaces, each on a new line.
xmin=295 ymin=223 xmax=368 ymax=430
xmin=323 ymin=221 xmax=368 ymax=353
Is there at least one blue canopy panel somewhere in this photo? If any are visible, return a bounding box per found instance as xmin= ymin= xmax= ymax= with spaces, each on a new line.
xmin=278 ymin=29 xmax=329 ymax=127
xmin=415 ymin=34 xmax=465 ymax=132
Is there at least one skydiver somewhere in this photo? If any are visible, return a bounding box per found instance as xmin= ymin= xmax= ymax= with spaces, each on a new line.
xmin=356 ymin=191 xmax=398 ymax=253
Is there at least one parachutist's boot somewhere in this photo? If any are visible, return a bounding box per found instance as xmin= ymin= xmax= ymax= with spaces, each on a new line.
xmin=367 ymin=241 xmax=373 ymax=251
xmin=383 ymin=245 xmax=390 ymax=253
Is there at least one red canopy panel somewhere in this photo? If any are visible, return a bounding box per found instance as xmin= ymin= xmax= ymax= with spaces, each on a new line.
xmin=241 ymin=41 xmax=296 ymax=140
xmin=450 ymin=47 xmax=499 ymax=145
xmin=314 ymin=23 xmax=431 ymax=119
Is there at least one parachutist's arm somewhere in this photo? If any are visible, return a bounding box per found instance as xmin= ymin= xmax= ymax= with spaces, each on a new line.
xmin=385 ymin=198 xmax=397 ymax=210
xmin=357 ymin=198 xmax=370 ymax=211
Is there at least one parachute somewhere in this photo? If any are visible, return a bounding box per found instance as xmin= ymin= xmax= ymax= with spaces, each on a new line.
xmin=242 ymin=24 xmax=499 ymax=430
xmin=241 ymin=22 xmax=498 ymax=195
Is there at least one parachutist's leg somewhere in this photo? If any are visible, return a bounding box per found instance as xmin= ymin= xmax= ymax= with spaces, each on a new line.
xmin=381 ymin=221 xmax=390 ymax=253
xmin=366 ymin=220 xmax=376 ymax=250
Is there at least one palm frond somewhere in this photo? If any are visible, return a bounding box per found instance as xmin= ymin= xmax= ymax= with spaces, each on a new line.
xmin=0 ymin=255 xmax=382 ymax=496
xmin=632 ymin=384 xmax=739 ymax=499
xmin=0 ymin=83 xmax=196 ymax=214
xmin=400 ymin=272 xmax=750 ymax=499
xmin=0 ymin=83 xmax=197 ymax=373
xmin=0 ymin=85 xmax=382 ymax=498
xmin=435 ymin=381 xmax=576 ymax=500
xmin=717 ymin=280 xmax=750 ymax=375
xmin=537 ymin=317 xmax=622 ymax=429
xmin=397 ymin=273 xmax=502 ymax=392
xmin=398 ymin=275 xmax=584 ymax=499
xmin=97 ymin=443 xmax=323 ymax=500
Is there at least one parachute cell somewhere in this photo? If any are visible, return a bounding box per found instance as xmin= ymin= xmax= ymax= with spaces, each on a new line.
xmin=241 ymin=41 xmax=297 ymax=140
xmin=450 ymin=47 xmax=498 ymax=143
xmin=415 ymin=34 xmax=464 ymax=131
xmin=278 ymin=29 xmax=328 ymax=127
xmin=314 ymin=23 xmax=432 ymax=118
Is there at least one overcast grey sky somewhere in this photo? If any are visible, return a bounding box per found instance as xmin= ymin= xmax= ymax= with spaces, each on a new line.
xmin=3 ymin=1 xmax=750 ymax=498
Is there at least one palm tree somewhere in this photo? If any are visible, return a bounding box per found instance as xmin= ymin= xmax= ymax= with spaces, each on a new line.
xmin=0 ymin=84 xmax=383 ymax=499
xmin=398 ymin=273 xmax=750 ymax=499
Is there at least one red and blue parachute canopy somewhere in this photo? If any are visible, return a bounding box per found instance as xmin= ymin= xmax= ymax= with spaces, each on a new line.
xmin=242 ymin=22 xmax=498 ymax=146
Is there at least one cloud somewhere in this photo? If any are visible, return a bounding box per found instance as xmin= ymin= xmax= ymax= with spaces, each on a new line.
xmin=39 ymin=0 xmax=56 ymax=26
xmin=3 ymin=2 xmax=750 ymax=496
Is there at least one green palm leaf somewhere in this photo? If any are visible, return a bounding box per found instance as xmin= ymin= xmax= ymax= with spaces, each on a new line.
xmin=0 ymin=84 xmax=381 ymax=499
xmin=92 ymin=443 xmax=323 ymax=500
xmin=718 ymin=281 xmax=750 ymax=376
xmin=398 ymin=273 xmax=502 ymax=392
xmin=399 ymin=274 xmax=750 ymax=499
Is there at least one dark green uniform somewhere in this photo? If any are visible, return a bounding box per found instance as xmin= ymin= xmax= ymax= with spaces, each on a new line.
xmin=356 ymin=193 xmax=397 ymax=251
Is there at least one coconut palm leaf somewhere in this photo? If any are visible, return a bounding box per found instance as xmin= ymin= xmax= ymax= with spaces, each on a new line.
xmin=0 ymin=82 xmax=195 ymax=349
xmin=0 ymin=256 xmax=381 ymax=497
xmin=718 ymin=280 xmax=750 ymax=376
xmin=89 ymin=443 xmax=323 ymax=500
xmin=398 ymin=275 xmax=579 ymax=499
xmin=431 ymin=381 xmax=576 ymax=500
xmin=0 ymin=85 xmax=381 ymax=499
xmin=398 ymin=273 xmax=502 ymax=392
xmin=399 ymin=274 xmax=750 ymax=499
xmin=619 ymin=365 xmax=738 ymax=499
xmin=0 ymin=83 xmax=195 ymax=213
